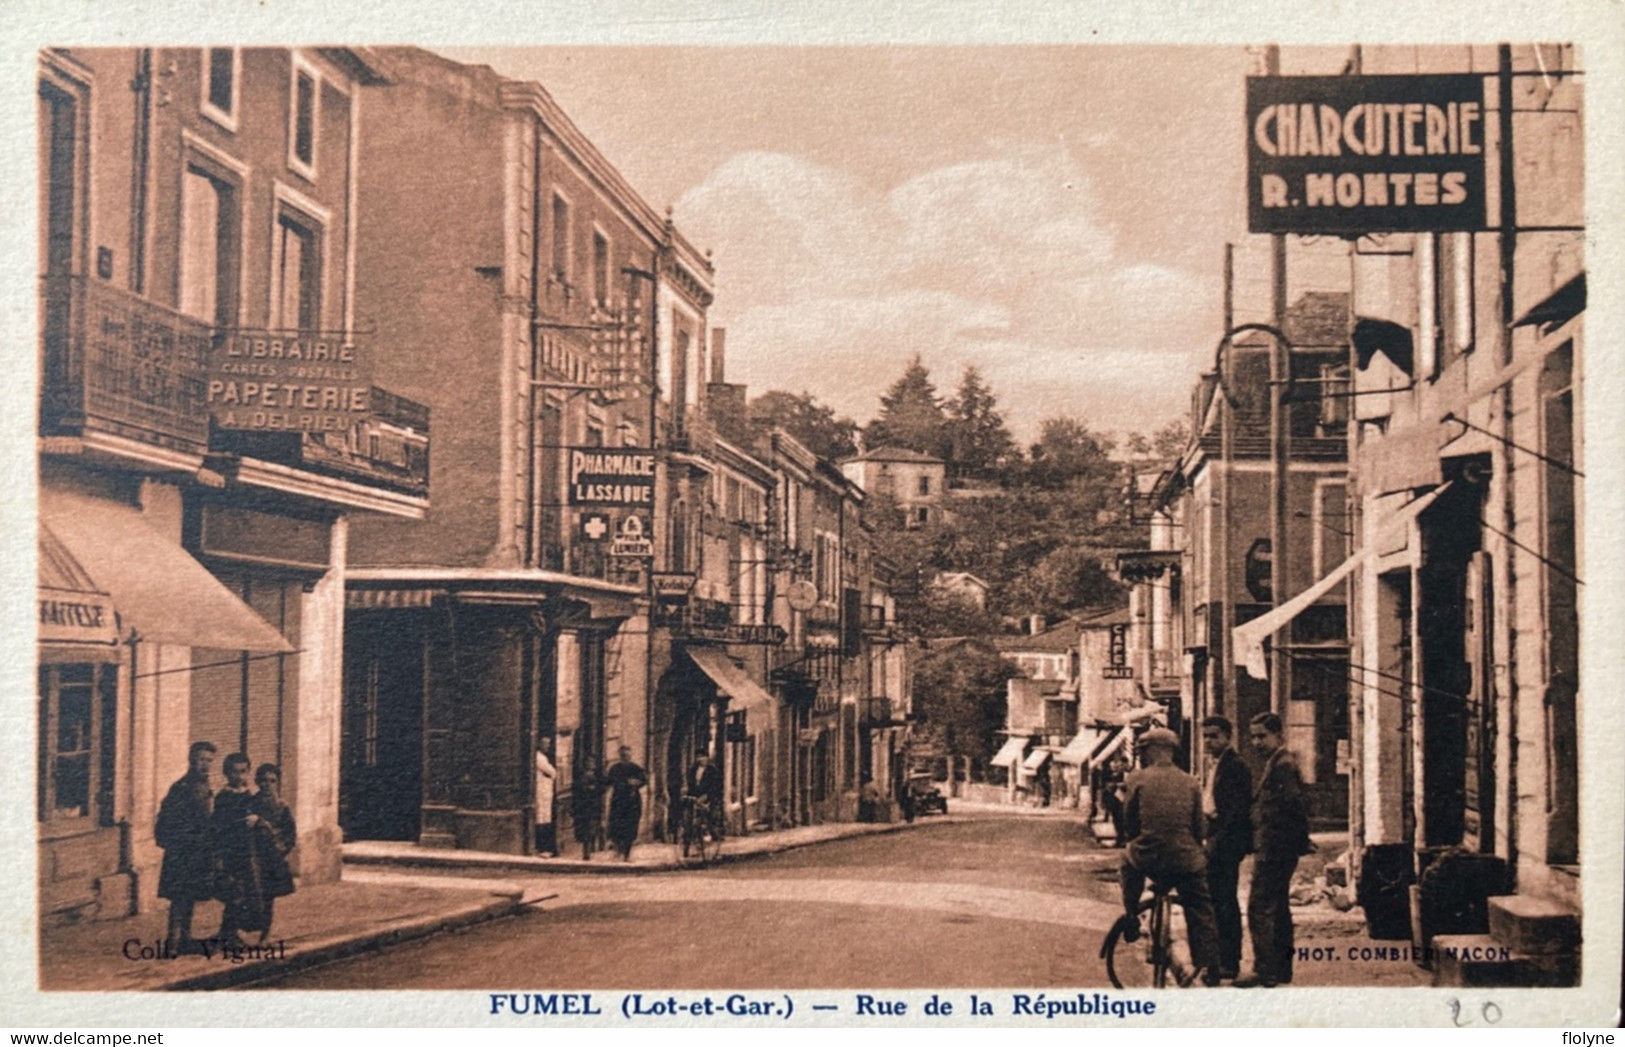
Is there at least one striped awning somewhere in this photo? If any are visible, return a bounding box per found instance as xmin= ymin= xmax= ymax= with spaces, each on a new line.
xmin=990 ymin=735 xmax=1029 ymax=768
xmin=347 ymin=588 xmax=441 ymax=609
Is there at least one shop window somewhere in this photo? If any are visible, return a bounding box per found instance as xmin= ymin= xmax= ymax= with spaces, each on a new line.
xmin=38 ymin=662 xmax=116 ymax=825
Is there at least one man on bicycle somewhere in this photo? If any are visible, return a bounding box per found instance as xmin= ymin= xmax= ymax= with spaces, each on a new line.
xmin=683 ymin=752 xmax=725 ymax=839
xmin=1116 ymin=727 xmax=1222 ymax=986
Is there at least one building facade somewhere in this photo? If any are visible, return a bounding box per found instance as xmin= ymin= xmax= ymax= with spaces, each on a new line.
xmin=38 ymin=47 xmax=429 ymax=922
xmin=340 ymin=48 xmax=669 ymax=854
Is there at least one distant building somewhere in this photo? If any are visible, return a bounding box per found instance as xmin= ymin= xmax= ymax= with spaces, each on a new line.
xmin=932 ymin=571 xmax=990 ymax=610
xmin=840 ymin=446 xmax=947 ymax=528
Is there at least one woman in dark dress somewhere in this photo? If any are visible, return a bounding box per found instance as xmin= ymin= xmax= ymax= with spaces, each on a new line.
xmin=211 ymin=753 xmax=261 ymax=944
xmin=248 ymin=764 xmax=297 ymax=942
xmin=603 ymin=746 xmax=647 ymax=861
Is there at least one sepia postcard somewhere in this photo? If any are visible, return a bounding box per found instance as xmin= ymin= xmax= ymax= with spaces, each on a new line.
xmin=4 ymin=0 xmax=1622 ymax=1030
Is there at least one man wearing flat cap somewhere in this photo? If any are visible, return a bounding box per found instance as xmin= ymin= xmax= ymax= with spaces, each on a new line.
xmin=1116 ymin=726 xmax=1222 ymax=985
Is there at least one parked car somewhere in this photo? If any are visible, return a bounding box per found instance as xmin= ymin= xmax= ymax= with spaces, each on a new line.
xmin=908 ymin=774 xmax=948 ymax=815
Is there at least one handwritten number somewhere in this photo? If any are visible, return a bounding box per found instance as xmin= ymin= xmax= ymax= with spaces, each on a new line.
xmin=1448 ymin=999 xmax=1502 ymax=1026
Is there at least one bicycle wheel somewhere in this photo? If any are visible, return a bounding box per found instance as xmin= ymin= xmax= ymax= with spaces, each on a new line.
xmin=1102 ymin=897 xmax=1163 ymax=990
xmin=701 ymin=823 xmax=723 ymax=865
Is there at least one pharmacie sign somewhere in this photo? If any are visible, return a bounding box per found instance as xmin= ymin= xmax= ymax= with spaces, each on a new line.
xmin=207 ymin=332 xmax=372 ymax=432
xmin=568 ymin=448 xmax=655 ymax=507
xmin=1246 ymin=74 xmax=1488 ymax=235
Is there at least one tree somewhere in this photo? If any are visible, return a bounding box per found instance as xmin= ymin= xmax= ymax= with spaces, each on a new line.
xmin=945 ymin=365 xmax=1018 ymax=483
xmin=863 ymin=354 xmax=950 ymax=458
xmin=747 ymin=390 xmax=860 ymax=462
xmin=911 ymin=637 xmax=1018 ymax=761
xmin=1024 ymin=416 xmax=1119 ymax=493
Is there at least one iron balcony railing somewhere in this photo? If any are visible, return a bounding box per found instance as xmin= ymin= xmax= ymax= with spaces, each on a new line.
xmin=40 ymin=274 xmax=212 ymax=452
xmin=41 ymin=276 xmax=431 ymax=497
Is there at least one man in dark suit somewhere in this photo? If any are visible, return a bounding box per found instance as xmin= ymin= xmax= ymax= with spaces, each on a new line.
xmin=1235 ymin=712 xmax=1312 ymax=988
xmin=1200 ymin=715 xmax=1253 ymax=983
xmin=155 ymin=741 xmax=217 ymax=955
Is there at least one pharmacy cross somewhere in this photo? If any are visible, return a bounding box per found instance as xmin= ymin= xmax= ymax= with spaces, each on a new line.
xmin=582 ymin=514 xmax=609 ymax=540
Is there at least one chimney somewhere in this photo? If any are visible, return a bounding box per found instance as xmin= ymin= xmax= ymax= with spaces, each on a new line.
xmin=710 ymin=327 xmax=727 ymax=383
xmin=1026 ymin=614 xmax=1047 ymax=635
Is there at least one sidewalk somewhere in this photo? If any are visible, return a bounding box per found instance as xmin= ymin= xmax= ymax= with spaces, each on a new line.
xmin=344 ymin=814 xmax=961 ymax=875
xmin=38 ymin=817 xmax=952 ymax=992
xmin=38 ymin=877 xmax=525 ymax=992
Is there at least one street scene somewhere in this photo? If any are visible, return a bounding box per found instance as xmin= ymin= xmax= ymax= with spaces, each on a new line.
xmin=32 ymin=41 xmax=1587 ymax=1000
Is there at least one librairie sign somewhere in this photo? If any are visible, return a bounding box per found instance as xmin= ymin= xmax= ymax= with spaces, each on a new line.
xmin=1246 ymin=74 xmax=1488 ymax=235
xmin=208 ymin=333 xmax=372 ymax=432
xmin=569 ymin=448 xmax=656 ymax=507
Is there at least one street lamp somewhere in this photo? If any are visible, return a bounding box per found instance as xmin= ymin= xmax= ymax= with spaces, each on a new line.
xmin=1209 ymin=321 xmax=1294 ymax=719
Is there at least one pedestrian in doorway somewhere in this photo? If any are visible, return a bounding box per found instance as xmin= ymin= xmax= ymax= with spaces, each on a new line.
xmin=211 ymin=752 xmax=261 ymax=946
xmin=1235 ymin=712 xmax=1312 ymax=988
xmin=534 ymin=738 xmax=558 ymax=857
xmin=1036 ymin=762 xmax=1053 ymax=807
xmin=247 ymin=764 xmax=297 ymax=943
xmin=1200 ymin=716 xmax=1253 ymax=983
xmin=155 ymin=741 xmax=216 ymax=955
xmin=571 ymin=763 xmax=603 ymax=861
xmin=858 ymin=776 xmax=881 ymax=822
xmin=604 ymin=746 xmax=648 ymax=861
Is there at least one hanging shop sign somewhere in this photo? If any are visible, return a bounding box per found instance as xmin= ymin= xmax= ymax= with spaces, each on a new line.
xmin=652 ymin=572 xmax=697 ymax=600
xmin=1246 ymin=74 xmax=1488 ymax=235
xmin=568 ymin=447 xmax=656 ymax=507
xmin=609 ymin=513 xmax=655 ymax=558
xmin=208 ymin=332 xmax=372 ymax=432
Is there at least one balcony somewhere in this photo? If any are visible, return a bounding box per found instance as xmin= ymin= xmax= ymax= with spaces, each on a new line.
xmin=656 ymin=599 xmax=786 ymax=646
xmin=40 ymin=275 xmax=212 ymax=453
xmin=860 ymin=696 xmax=910 ymax=727
xmin=42 ymin=276 xmax=431 ymax=498
xmin=539 ymin=542 xmax=644 ymax=586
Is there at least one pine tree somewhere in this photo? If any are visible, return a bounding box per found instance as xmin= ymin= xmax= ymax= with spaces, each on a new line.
xmin=864 ymin=354 xmax=950 ymax=458
xmin=946 ymin=365 xmax=1017 ymax=483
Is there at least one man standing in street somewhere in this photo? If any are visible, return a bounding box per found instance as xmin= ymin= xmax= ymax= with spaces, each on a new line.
xmin=1236 ymin=712 xmax=1312 ymax=988
xmin=155 ymin=741 xmax=217 ymax=956
xmin=1116 ymin=727 xmax=1222 ymax=986
xmin=1200 ymin=716 xmax=1253 ymax=983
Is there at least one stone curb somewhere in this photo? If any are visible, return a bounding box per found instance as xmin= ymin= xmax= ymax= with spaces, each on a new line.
xmin=158 ymin=889 xmax=525 ymax=991
xmin=343 ymin=815 xmax=966 ymax=877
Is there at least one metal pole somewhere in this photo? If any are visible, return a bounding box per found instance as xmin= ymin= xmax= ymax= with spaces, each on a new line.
xmin=1266 ymin=44 xmax=1291 ymax=720
xmin=1220 ymin=242 xmax=1234 ymax=725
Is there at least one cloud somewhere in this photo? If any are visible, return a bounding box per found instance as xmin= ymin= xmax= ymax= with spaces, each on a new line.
xmin=674 ymin=145 xmax=1214 ymax=439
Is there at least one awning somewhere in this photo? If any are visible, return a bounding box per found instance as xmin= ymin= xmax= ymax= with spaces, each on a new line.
xmin=687 ymin=646 xmax=775 ymax=715
xmin=1021 ymin=748 xmax=1052 ymax=771
xmin=990 ymin=735 xmax=1029 ymax=768
xmin=1235 ymin=482 xmax=1452 ymax=679
xmin=1055 ymin=724 xmax=1113 ymax=765
xmin=38 ymin=525 xmax=118 ymax=646
xmin=1115 ymin=703 xmax=1163 ymax=726
xmin=40 ymin=490 xmax=293 ymax=653
xmin=1091 ymin=726 xmax=1133 ymax=767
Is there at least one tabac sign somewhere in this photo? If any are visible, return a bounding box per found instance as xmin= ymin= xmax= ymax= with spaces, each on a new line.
xmin=568 ymin=448 xmax=655 ymax=508
xmin=208 ymin=332 xmax=372 ymax=432
xmin=1247 ymin=74 xmax=1488 ymax=235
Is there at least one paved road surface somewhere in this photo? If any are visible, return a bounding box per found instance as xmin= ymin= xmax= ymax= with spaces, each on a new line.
xmin=257 ymin=811 xmax=1425 ymax=990
xmin=263 ymin=813 xmax=1124 ymax=989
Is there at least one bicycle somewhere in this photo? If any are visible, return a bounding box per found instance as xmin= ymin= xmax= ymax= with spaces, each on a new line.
xmin=1100 ymin=880 xmax=1199 ymax=988
xmin=678 ymin=796 xmax=724 ymax=866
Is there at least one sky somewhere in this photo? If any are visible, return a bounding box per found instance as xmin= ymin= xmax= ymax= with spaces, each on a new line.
xmin=442 ymin=46 xmax=1350 ymax=442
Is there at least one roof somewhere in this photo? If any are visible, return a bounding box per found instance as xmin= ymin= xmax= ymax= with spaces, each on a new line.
xmin=1074 ymin=605 xmax=1132 ymax=628
xmin=934 ymin=571 xmax=990 ymax=591
xmin=995 ymin=618 xmax=1086 ymax=653
xmin=843 ymin=446 xmax=944 ymax=465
